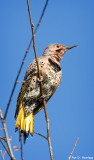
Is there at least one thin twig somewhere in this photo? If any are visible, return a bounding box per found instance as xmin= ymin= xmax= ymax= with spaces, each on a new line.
xmin=68 ymin=137 xmax=79 ymax=160
xmin=21 ymin=138 xmax=24 ymax=160
xmin=4 ymin=0 xmax=49 ymax=120
xmin=3 ymin=150 xmax=6 ymax=159
xmin=27 ymin=0 xmax=41 ymax=81
xmin=0 ymin=136 xmax=11 ymax=142
xmin=0 ymin=139 xmax=12 ymax=159
xmin=0 ymin=110 xmax=15 ymax=160
xmin=34 ymin=131 xmax=48 ymax=140
xmin=26 ymin=1 xmax=54 ymax=160
xmin=0 ymin=150 xmax=5 ymax=160
xmin=0 ymin=137 xmax=6 ymax=142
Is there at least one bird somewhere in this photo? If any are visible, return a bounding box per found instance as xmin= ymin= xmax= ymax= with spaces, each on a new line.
xmin=15 ymin=43 xmax=77 ymax=143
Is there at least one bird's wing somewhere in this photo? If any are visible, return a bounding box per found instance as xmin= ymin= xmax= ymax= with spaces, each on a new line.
xmin=15 ymin=59 xmax=37 ymax=119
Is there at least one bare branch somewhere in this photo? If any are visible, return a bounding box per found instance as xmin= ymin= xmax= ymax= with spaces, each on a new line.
xmin=68 ymin=137 xmax=79 ymax=160
xmin=4 ymin=0 xmax=49 ymax=120
xmin=0 ymin=139 xmax=12 ymax=159
xmin=0 ymin=137 xmax=6 ymax=142
xmin=3 ymin=150 xmax=6 ymax=159
xmin=26 ymin=1 xmax=54 ymax=160
xmin=34 ymin=131 xmax=48 ymax=140
xmin=0 ymin=150 xmax=5 ymax=160
xmin=0 ymin=136 xmax=11 ymax=142
xmin=0 ymin=110 xmax=15 ymax=160
xmin=21 ymin=138 xmax=24 ymax=160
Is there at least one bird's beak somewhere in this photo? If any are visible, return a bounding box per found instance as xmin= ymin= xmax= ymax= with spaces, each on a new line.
xmin=65 ymin=45 xmax=78 ymax=51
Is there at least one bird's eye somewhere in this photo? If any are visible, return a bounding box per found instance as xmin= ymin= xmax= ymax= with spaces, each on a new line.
xmin=57 ymin=45 xmax=60 ymax=48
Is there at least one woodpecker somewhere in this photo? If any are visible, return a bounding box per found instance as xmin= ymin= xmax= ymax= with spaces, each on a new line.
xmin=15 ymin=43 xmax=77 ymax=142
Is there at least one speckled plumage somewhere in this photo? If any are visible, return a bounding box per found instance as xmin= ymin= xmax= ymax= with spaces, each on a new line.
xmin=15 ymin=56 xmax=62 ymax=117
xmin=15 ymin=43 xmax=77 ymax=141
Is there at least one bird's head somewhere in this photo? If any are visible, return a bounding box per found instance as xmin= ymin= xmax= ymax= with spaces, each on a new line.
xmin=43 ymin=44 xmax=77 ymax=61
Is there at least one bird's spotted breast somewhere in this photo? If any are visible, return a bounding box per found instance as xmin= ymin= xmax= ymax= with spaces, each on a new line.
xmin=42 ymin=59 xmax=62 ymax=101
xmin=21 ymin=57 xmax=62 ymax=116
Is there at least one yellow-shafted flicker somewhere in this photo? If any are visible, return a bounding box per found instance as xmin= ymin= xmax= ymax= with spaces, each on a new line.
xmin=15 ymin=43 xmax=77 ymax=142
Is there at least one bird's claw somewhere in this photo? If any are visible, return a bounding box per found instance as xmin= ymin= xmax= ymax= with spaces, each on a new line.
xmin=37 ymin=76 xmax=43 ymax=82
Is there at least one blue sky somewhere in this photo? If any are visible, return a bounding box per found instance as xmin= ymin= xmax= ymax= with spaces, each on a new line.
xmin=0 ymin=0 xmax=94 ymax=159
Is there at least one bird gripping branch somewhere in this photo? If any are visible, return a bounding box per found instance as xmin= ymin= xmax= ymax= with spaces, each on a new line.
xmin=15 ymin=43 xmax=77 ymax=143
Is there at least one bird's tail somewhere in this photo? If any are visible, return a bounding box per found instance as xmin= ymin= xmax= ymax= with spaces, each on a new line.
xmin=15 ymin=107 xmax=33 ymax=143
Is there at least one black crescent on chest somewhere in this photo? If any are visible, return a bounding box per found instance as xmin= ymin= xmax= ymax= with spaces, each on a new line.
xmin=48 ymin=58 xmax=61 ymax=72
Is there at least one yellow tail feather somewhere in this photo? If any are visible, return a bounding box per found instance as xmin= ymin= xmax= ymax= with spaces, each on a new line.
xmin=15 ymin=107 xmax=34 ymax=140
xmin=24 ymin=112 xmax=33 ymax=135
xmin=15 ymin=107 xmax=24 ymax=128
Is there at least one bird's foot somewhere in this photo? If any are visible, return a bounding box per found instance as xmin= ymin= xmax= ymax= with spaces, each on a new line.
xmin=37 ymin=76 xmax=43 ymax=82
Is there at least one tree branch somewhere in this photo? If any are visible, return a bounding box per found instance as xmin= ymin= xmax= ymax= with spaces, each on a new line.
xmin=68 ymin=137 xmax=79 ymax=160
xmin=0 ymin=139 xmax=11 ymax=158
xmin=0 ymin=136 xmax=11 ymax=143
xmin=34 ymin=131 xmax=48 ymax=140
xmin=0 ymin=150 xmax=5 ymax=160
xmin=0 ymin=110 xmax=15 ymax=160
xmin=4 ymin=0 xmax=49 ymax=120
xmin=21 ymin=138 xmax=24 ymax=160
xmin=26 ymin=1 xmax=54 ymax=160
xmin=0 ymin=137 xmax=6 ymax=142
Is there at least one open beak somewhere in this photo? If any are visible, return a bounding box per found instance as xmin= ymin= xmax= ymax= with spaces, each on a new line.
xmin=65 ymin=45 xmax=78 ymax=50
